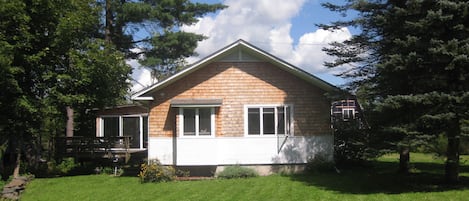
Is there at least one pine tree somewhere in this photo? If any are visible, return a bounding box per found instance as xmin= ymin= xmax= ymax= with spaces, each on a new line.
xmin=322 ymin=0 xmax=469 ymax=183
xmin=102 ymin=0 xmax=226 ymax=80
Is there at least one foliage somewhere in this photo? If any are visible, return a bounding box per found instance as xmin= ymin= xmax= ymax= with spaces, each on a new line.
xmin=305 ymin=153 xmax=335 ymax=173
xmin=322 ymin=0 xmax=469 ymax=182
xmin=101 ymin=0 xmax=226 ymax=79
xmin=50 ymin=158 xmax=79 ymax=176
xmin=0 ymin=0 xmax=224 ymax=179
xmin=175 ymin=169 xmax=190 ymax=177
xmin=333 ymin=120 xmax=378 ymax=165
xmin=138 ymin=159 xmax=175 ymax=183
xmin=216 ymin=165 xmax=258 ymax=179
xmin=95 ymin=166 xmax=124 ymax=176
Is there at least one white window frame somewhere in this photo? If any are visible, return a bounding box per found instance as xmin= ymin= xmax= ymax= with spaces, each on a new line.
xmin=178 ymin=107 xmax=216 ymax=137
xmin=99 ymin=114 xmax=148 ymax=149
xmin=244 ymin=104 xmax=294 ymax=136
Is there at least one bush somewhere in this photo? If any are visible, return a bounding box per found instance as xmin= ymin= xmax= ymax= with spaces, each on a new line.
xmin=94 ymin=166 xmax=124 ymax=176
xmin=40 ymin=157 xmax=79 ymax=176
xmin=306 ymin=154 xmax=335 ymax=173
xmin=138 ymin=159 xmax=175 ymax=183
xmin=217 ymin=165 xmax=258 ymax=179
xmin=334 ymin=120 xmax=377 ymax=165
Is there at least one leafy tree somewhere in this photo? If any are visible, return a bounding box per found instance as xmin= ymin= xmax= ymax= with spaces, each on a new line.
xmin=0 ymin=0 xmax=131 ymax=178
xmin=322 ymin=0 xmax=469 ymax=183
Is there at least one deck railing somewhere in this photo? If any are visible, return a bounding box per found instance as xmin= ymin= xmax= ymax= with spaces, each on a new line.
xmin=54 ymin=136 xmax=132 ymax=162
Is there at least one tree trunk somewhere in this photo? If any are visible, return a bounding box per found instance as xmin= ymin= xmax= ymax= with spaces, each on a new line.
xmin=105 ymin=0 xmax=113 ymax=43
xmin=445 ymin=118 xmax=460 ymax=183
xmin=13 ymin=150 xmax=21 ymax=178
xmin=66 ymin=106 xmax=74 ymax=137
xmin=398 ymin=147 xmax=410 ymax=173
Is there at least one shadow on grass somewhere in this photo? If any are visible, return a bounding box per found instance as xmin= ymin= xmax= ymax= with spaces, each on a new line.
xmin=289 ymin=161 xmax=469 ymax=194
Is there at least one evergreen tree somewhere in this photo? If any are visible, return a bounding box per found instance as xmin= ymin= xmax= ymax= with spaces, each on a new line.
xmin=102 ymin=0 xmax=226 ymax=80
xmin=322 ymin=0 xmax=469 ymax=183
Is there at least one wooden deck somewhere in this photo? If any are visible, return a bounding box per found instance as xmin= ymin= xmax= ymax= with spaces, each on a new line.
xmin=54 ymin=136 xmax=146 ymax=163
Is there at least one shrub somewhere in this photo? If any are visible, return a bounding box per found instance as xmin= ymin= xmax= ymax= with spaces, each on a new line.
xmin=138 ymin=159 xmax=175 ymax=183
xmin=334 ymin=120 xmax=377 ymax=165
xmin=175 ymin=169 xmax=190 ymax=177
xmin=217 ymin=165 xmax=258 ymax=179
xmin=306 ymin=154 xmax=335 ymax=173
xmin=41 ymin=157 xmax=79 ymax=176
xmin=95 ymin=166 xmax=124 ymax=176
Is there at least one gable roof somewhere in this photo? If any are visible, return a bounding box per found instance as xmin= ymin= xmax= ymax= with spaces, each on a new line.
xmin=132 ymin=39 xmax=338 ymax=101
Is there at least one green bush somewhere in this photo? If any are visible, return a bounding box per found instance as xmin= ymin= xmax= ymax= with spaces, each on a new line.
xmin=95 ymin=166 xmax=124 ymax=176
xmin=306 ymin=154 xmax=335 ymax=173
xmin=217 ymin=165 xmax=258 ymax=179
xmin=41 ymin=157 xmax=79 ymax=176
xmin=175 ymin=169 xmax=190 ymax=177
xmin=138 ymin=159 xmax=175 ymax=183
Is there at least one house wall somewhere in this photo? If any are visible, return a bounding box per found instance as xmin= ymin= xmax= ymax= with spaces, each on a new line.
xmin=148 ymin=135 xmax=333 ymax=166
xmin=145 ymin=61 xmax=334 ymax=166
xmin=147 ymin=62 xmax=332 ymax=138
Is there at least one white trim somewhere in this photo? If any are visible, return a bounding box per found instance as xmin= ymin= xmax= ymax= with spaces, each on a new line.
xmin=244 ymin=104 xmax=294 ymax=137
xmin=97 ymin=114 xmax=148 ymax=149
xmin=179 ymin=107 xmax=216 ymax=138
xmin=133 ymin=96 xmax=154 ymax=101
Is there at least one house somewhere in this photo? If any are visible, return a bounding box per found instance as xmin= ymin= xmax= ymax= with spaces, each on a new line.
xmin=331 ymin=97 xmax=369 ymax=129
xmin=331 ymin=98 xmax=359 ymax=122
xmin=96 ymin=39 xmax=338 ymax=175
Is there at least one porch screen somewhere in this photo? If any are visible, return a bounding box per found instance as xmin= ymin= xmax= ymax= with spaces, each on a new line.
xmin=103 ymin=117 xmax=119 ymax=137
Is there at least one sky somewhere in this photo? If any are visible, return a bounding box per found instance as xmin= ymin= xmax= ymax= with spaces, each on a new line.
xmin=130 ymin=0 xmax=356 ymax=92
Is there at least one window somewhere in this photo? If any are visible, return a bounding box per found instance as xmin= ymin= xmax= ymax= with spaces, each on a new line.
xmin=246 ymin=105 xmax=292 ymax=136
xmin=100 ymin=115 xmax=148 ymax=149
xmin=343 ymin=109 xmax=355 ymax=120
xmin=179 ymin=108 xmax=215 ymax=137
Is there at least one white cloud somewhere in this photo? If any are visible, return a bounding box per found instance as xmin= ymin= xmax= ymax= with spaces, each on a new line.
xmin=132 ymin=0 xmax=353 ymax=92
xmin=182 ymin=0 xmax=352 ymax=76
xmin=127 ymin=59 xmax=153 ymax=93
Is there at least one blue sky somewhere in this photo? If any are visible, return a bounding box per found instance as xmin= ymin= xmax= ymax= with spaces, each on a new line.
xmin=131 ymin=0 xmax=356 ymax=92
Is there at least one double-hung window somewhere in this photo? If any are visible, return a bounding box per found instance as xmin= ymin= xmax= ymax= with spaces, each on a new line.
xmin=245 ymin=105 xmax=292 ymax=136
xmin=179 ymin=108 xmax=215 ymax=137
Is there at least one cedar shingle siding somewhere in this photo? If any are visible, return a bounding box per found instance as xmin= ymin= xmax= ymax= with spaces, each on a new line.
xmin=147 ymin=62 xmax=332 ymax=138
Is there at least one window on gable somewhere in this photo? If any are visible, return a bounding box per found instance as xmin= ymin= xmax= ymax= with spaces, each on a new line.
xmin=246 ymin=105 xmax=292 ymax=136
xmin=180 ymin=108 xmax=215 ymax=137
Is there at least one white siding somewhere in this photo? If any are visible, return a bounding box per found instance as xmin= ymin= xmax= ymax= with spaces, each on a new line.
xmin=147 ymin=135 xmax=333 ymax=165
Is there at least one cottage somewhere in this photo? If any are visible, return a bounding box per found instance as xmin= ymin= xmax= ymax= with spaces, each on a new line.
xmin=97 ymin=39 xmax=338 ymax=174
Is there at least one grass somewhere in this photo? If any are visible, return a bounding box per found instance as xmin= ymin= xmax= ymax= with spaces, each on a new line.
xmin=20 ymin=153 xmax=469 ymax=201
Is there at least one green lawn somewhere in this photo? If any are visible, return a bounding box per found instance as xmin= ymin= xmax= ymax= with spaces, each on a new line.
xmin=21 ymin=153 xmax=469 ymax=201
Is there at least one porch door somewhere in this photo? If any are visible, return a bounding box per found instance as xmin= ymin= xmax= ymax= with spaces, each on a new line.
xmin=123 ymin=117 xmax=140 ymax=148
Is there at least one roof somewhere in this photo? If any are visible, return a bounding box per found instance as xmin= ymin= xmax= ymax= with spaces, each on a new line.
xmin=132 ymin=39 xmax=338 ymax=101
xmin=170 ymin=98 xmax=223 ymax=107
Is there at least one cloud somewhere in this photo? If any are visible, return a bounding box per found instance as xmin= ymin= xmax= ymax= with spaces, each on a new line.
xmin=182 ymin=0 xmax=352 ymax=75
xmin=131 ymin=0 xmax=352 ymax=92
xmin=127 ymin=59 xmax=153 ymax=93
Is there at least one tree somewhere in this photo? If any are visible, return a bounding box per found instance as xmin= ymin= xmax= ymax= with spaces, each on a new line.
xmin=0 ymin=0 xmax=131 ymax=178
xmin=322 ymin=0 xmax=469 ymax=183
xmin=0 ymin=0 xmax=225 ymax=178
xmin=101 ymin=0 xmax=226 ymax=79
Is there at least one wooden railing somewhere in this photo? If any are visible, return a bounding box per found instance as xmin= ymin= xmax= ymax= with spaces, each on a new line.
xmin=54 ymin=136 xmax=132 ymax=162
